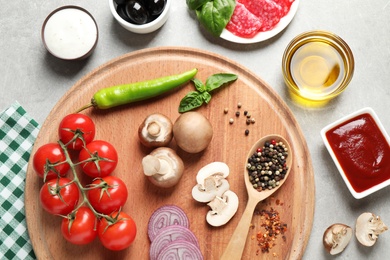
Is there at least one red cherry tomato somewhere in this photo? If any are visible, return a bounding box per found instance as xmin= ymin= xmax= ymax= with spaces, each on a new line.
xmin=87 ymin=176 xmax=128 ymax=215
xmin=98 ymin=211 xmax=137 ymax=251
xmin=39 ymin=177 xmax=79 ymax=215
xmin=61 ymin=207 xmax=97 ymax=245
xmin=78 ymin=140 xmax=118 ymax=178
xmin=33 ymin=143 xmax=70 ymax=180
xmin=59 ymin=114 xmax=95 ymax=150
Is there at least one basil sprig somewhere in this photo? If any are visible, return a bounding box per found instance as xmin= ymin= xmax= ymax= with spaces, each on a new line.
xmin=187 ymin=0 xmax=236 ymax=37
xmin=179 ymin=73 xmax=238 ymax=113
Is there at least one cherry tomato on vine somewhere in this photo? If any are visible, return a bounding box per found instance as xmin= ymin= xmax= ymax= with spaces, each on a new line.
xmin=87 ymin=176 xmax=128 ymax=215
xmin=58 ymin=113 xmax=95 ymax=150
xmin=39 ymin=177 xmax=79 ymax=215
xmin=61 ymin=206 xmax=97 ymax=245
xmin=33 ymin=143 xmax=70 ymax=180
xmin=78 ymin=140 xmax=118 ymax=178
xmin=98 ymin=211 xmax=137 ymax=251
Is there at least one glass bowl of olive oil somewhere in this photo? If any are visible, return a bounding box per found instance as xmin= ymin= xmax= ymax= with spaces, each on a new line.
xmin=282 ymin=31 xmax=354 ymax=103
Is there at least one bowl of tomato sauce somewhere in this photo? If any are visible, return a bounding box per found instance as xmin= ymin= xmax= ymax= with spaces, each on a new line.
xmin=321 ymin=107 xmax=390 ymax=199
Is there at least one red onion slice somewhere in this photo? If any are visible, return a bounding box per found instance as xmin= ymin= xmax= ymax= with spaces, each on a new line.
xmin=157 ymin=240 xmax=204 ymax=260
xmin=148 ymin=205 xmax=189 ymax=241
xmin=150 ymin=225 xmax=200 ymax=260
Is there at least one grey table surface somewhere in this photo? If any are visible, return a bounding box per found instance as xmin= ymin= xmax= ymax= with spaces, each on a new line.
xmin=1 ymin=0 xmax=389 ymax=259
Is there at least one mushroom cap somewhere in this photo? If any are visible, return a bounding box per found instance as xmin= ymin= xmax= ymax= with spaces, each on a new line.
xmin=206 ymin=190 xmax=239 ymax=227
xmin=355 ymin=212 xmax=388 ymax=247
xmin=138 ymin=113 xmax=173 ymax=148
xmin=196 ymin=162 xmax=229 ymax=184
xmin=173 ymin=111 xmax=213 ymax=153
xmin=142 ymin=147 xmax=184 ymax=188
xmin=323 ymin=223 xmax=353 ymax=255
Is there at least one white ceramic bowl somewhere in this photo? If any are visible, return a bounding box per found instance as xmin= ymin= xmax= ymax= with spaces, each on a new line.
xmin=321 ymin=107 xmax=390 ymax=199
xmin=109 ymin=0 xmax=170 ymax=34
xmin=42 ymin=5 xmax=98 ymax=60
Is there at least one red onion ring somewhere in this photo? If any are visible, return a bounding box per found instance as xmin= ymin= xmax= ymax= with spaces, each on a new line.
xmin=148 ymin=205 xmax=189 ymax=241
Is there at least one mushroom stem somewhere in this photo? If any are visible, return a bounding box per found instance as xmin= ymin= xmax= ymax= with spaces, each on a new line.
xmin=367 ymin=215 xmax=388 ymax=240
xmin=142 ymin=155 xmax=170 ymax=176
xmin=147 ymin=121 xmax=161 ymax=137
xmin=207 ymin=196 xmax=227 ymax=215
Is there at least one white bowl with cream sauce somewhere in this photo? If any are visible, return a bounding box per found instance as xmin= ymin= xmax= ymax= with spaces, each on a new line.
xmin=42 ymin=6 xmax=98 ymax=60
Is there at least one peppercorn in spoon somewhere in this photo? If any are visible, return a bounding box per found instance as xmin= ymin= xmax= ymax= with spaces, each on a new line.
xmin=221 ymin=134 xmax=292 ymax=259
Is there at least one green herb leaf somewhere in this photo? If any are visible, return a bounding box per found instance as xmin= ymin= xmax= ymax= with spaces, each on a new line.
xmin=178 ymin=72 xmax=238 ymax=113
xmin=195 ymin=0 xmax=236 ymax=37
xmin=201 ymin=91 xmax=212 ymax=104
xmin=179 ymin=91 xmax=205 ymax=113
xmin=186 ymin=0 xmax=210 ymax=10
xmin=192 ymin=78 xmax=207 ymax=93
xmin=205 ymin=73 xmax=238 ymax=92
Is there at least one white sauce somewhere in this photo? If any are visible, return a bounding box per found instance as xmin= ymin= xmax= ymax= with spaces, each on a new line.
xmin=43 ymin=7 xmax=98 ymax=60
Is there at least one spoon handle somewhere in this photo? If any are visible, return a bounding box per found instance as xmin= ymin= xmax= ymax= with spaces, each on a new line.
xmin=220 ymin=197 xmax=259 ymax=260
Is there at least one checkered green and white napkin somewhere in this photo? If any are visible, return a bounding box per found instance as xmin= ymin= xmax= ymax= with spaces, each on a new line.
xmin=0 ymin=101 xmax=38 ymax=259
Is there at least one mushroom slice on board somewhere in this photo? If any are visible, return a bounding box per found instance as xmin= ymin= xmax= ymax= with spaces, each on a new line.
xmin=138 ymin=113 xmax=173 ymax=148
xmin=355 ymin=212 xmax=388 ymax=247
xmin=142 ymin=147 xmax=184 ymax=188
xmin=206 ymin=190 xmax=239 ymax=227
xmin=192 ymin=162 xmax=230 ymax=203
xmin=323 ymin=223 xmax=353 ymax=255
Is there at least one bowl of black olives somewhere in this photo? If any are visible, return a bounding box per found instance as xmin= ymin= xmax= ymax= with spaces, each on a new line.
xmin=109 ymin=0 xmax=170 ymax=34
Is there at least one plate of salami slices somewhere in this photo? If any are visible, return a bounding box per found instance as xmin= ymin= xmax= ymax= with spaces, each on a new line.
xmin=221 ymin=0 xmax=299 ymax=44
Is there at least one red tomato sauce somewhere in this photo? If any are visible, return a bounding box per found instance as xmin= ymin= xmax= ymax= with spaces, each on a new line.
xmin=325 ymin=113 xmax=390 ymax=193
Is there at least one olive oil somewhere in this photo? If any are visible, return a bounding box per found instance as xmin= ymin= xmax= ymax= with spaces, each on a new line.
xmin=290 ymin=41 xmax=344 ymax=98
xmin=282 ymin=31 xmax=354 ymax=104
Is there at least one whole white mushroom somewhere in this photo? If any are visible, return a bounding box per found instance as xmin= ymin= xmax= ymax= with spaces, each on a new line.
xmin=173 ymin=111 xmax=213 ymax=153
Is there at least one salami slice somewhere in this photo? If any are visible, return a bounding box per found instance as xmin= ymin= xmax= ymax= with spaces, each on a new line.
xmin=273 ymin=0 xmax=294 ymax=16
xmin=238 ymin=0 xmax=284 ymax=31
xmin=226 ymin=2 xmax=262 ymax=38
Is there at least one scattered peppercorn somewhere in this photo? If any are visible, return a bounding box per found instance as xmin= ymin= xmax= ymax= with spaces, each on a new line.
xmin=235 ymin=111 xmax=240 ymax=117
xmin=245 ymin=129 xmax=250 ymax=135
xmin=229 ymin=118 xmax=234 ymax=124
xmin=224 ymin=107 xmax=229 ymax=114
xmin=246 ymin=119 xmax=251 ymax=125
xmin=246 ymin=140 xmax=289 ymax=190
xmin=237 ymin=102 xmax=242 ymax=108
xmin=251 ymin=118 xmax=256 ymax=124
xmin=244 ymin=110 xmax=248 ymax=116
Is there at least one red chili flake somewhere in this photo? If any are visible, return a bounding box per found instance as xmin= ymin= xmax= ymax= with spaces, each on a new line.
xmin=253 ymin=207 xmax=287 ymax=254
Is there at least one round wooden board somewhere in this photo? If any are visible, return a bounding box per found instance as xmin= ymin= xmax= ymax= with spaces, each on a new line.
xmin=25 ymin=47 xmax=315 ymax=259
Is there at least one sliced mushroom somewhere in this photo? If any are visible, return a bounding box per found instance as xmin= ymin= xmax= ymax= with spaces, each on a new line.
xmin=138 ymin=113 xmax=173 ymax=148
xmin=192 ymin=162 xmax=230 ymax=203
xmin=323 ymin=223 xmax=353 ymax=255
xmin=142 ymin=147 xmax=184 ymax=188
xmin=206 ymin=190 xmax=239 ymax=227
xmin=355 ymin=212 xmax=388 ymax=247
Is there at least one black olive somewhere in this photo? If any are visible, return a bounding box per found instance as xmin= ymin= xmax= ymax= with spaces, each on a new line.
xmin=125 ymin=0 xmax=149 ymax=25
xmin=116 ymin=4 xmax=132 ymax=23
xmin=145 ymin=0 xmax=166 ymax=16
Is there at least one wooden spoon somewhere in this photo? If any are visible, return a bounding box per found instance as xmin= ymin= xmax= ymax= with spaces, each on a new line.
xmin=220 ymin=134 xmax=293 ymax=260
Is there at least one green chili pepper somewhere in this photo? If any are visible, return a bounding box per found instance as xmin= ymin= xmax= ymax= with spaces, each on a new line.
xmin=77 ymin=68 xmax=198 ymax=112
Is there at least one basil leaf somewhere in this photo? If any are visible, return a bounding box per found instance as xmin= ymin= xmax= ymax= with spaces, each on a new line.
xmin=201 ymin=91 xmax=212 ymax=104
xmin=192 ymin=78 xmax=207 ymax=93
xmin=195 ymin=0 xmax=236 ymax=37
xmin=186 ymin=0 xmax=210 ymax=10
xmin=179 ymin=91 xmax=205 ymax=113
xmin=205 ymin=73 xmax=238 ymax=92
